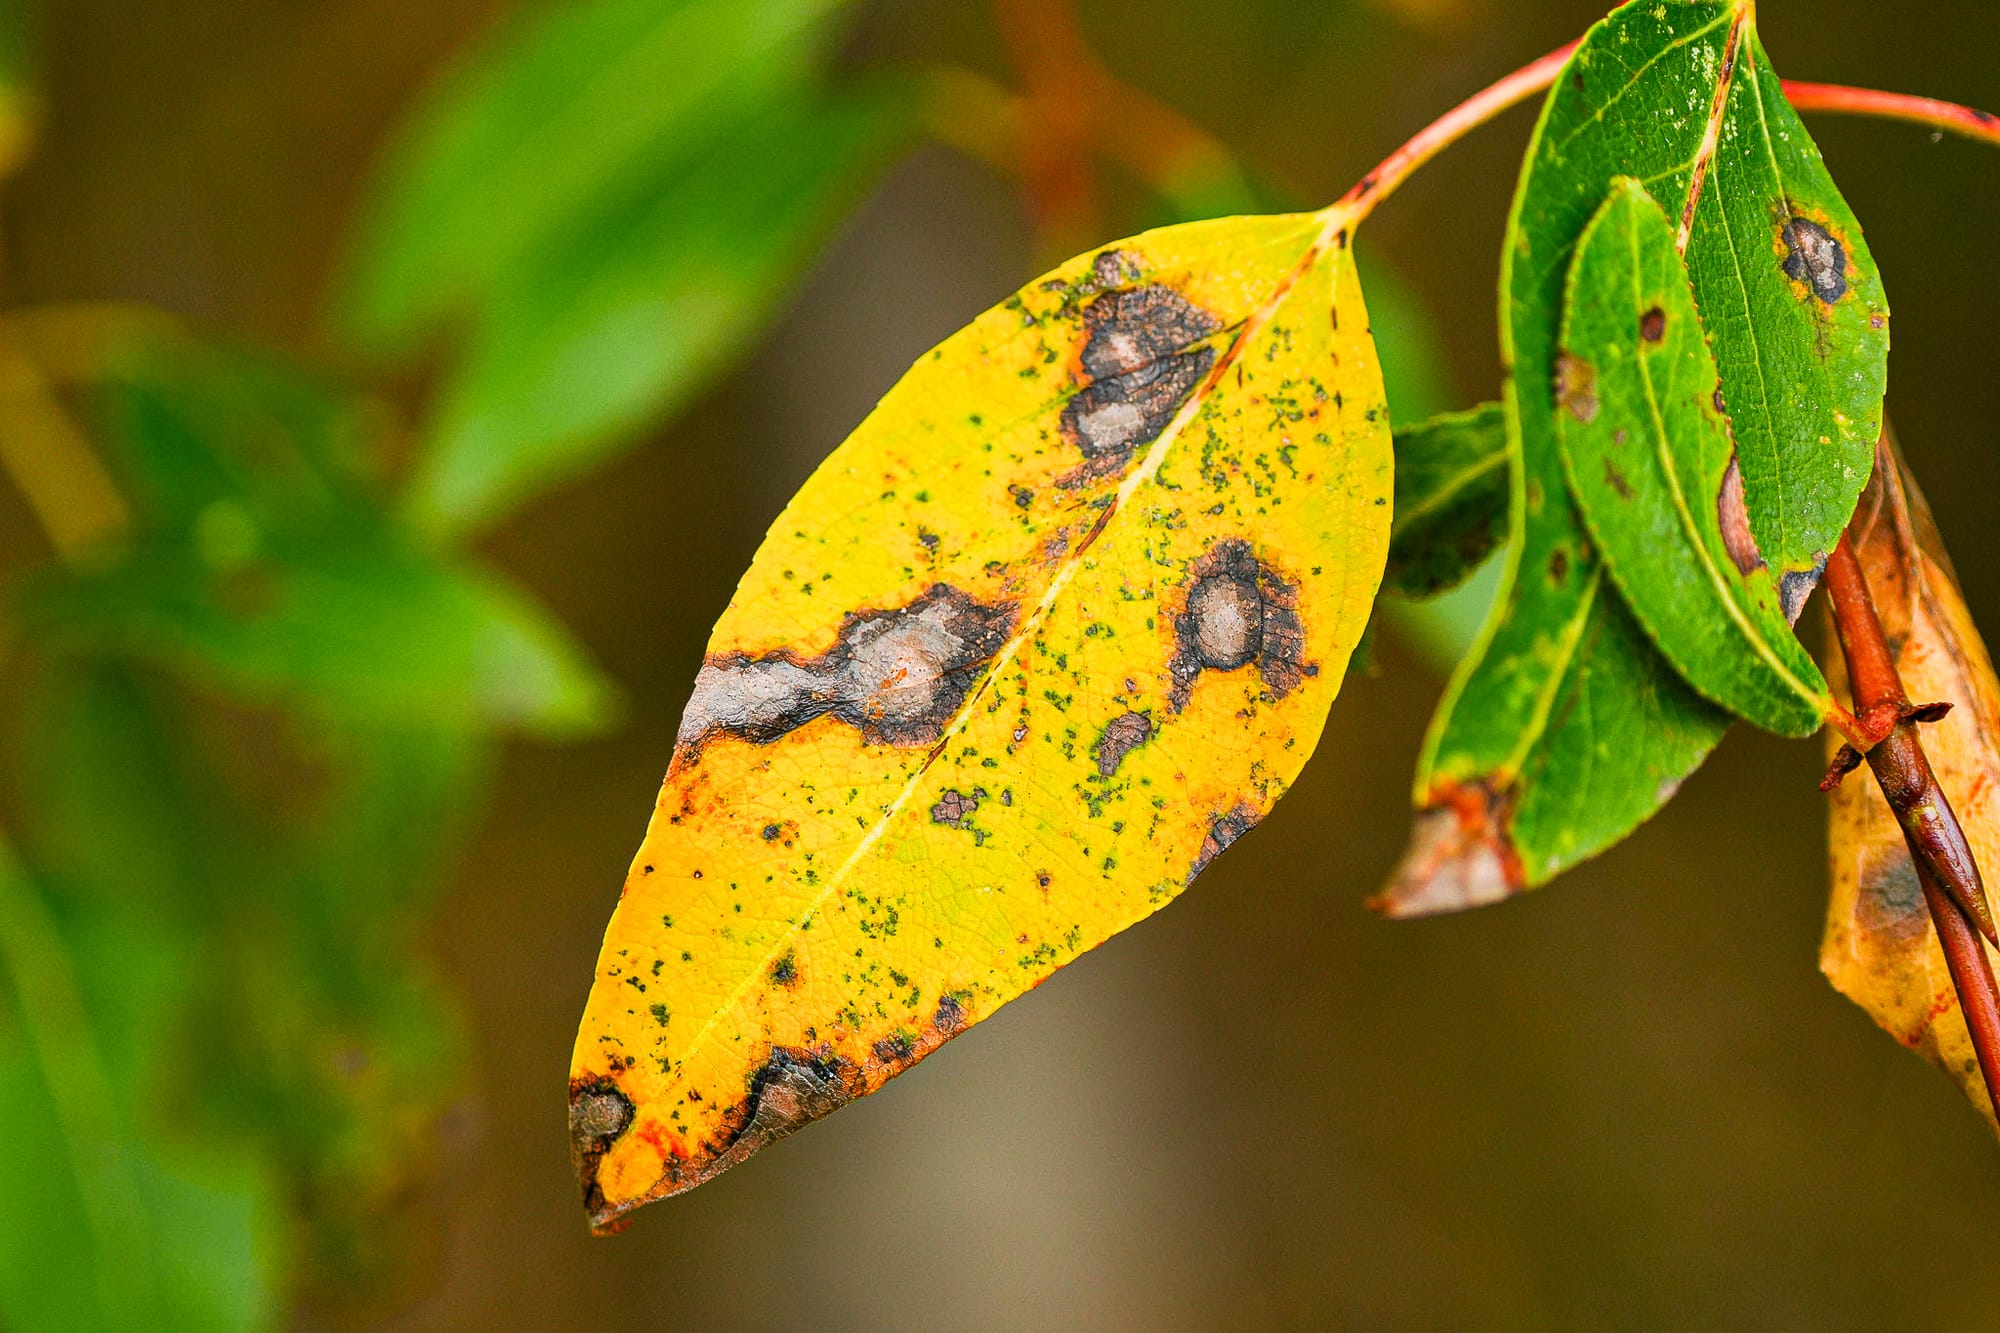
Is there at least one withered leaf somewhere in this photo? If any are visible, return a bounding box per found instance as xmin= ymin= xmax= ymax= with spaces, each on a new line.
xmin=1823 ymin=433 xmax=2000 ymax=1131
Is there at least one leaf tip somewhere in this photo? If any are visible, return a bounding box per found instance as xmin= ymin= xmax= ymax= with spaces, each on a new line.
xmin=1372 ymin=781 xmax=1524 ymax=918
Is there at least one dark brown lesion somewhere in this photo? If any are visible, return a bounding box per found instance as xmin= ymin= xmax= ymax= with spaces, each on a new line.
xmin=1779 ymin=216 xmax=1848 ymax=304
xmin=1187 ymin=804 xmax=1261 ymax=884
xmin=928 ymin=787 xmax=984 ymax=828
xmin=675 ymin=584 xmax=1018 ymax=760
xmin=704 ymin=1047 xmax=860 ymax=1174
xmin=569 ymin=1077 xmax=636 ymax=1218
xmin=1092 ymin=710 xmax=1154 ymax=777
xmin=1058 ymin=279 xmax=1220 ymax=480
xmin=1167 ymin=539 xmax=1308 ymax=712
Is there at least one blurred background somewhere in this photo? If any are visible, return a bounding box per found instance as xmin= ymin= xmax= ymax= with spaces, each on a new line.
xmin=1 ymin=0 xmax=1998 ymax=1328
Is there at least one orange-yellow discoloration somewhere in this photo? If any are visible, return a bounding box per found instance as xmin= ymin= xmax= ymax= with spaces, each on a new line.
xmin=1824 ymin=435 xmax=2000 ymax=1133
xmin=570 ymin=212 xmax=1394 ymax=1229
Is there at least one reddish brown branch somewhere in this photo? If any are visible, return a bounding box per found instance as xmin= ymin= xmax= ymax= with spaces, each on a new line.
xmin=1824 ymin=534 xmax=2000 ymax=1109
xmin=991 ymin=0 xmax=1106 ymax=254
xmin=1783 ymin=81 xmax=2000 ymax=150
xmin=1332 ymin=41 xmax=1577 ymax=222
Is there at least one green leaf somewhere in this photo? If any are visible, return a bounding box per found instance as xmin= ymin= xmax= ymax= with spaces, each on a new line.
xmin=1385 ymin=403 xmax=1507 ymax=599
xmin=1558 ymin=178 xmax=1828 ymax=737
xmin=92 ymin=335 xmax=381 ymax=542
xmin=9 ymin=658 xmax=477 ymax=1302
xmin=335 ymin=0 xmax=849 ymax=357
xmin=1685 ymin=23 xmax=1889 ymax=583
xmin=1392 ymin=2 xmax=1736 ymax=911
xmin=14 ymin=539 xmax=617 ymax=738
xmin=0 ymin=840 xmax=281 ymax=1333
xmin=40 ymin=335 xmax=621 ymax=737
xmin=1388 ymin=0 xmax=1885 ymax=911
xmin=408 ymin=84 xmax=911 ymax=535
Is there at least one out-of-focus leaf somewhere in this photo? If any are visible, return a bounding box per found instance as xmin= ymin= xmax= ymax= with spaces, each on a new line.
xmin=0 ymin=839 xmax=280 ymax=1333
xmin=11 ymin=660 xmax=473 ymax=1302
xmin=0 ymin=0 xmax=36 ymax=178
xmin=1558 ymin=179 xmax=1829 ymax=736
xmin=90 ymin=336 xmax=382 ymax=543
xmin=570 ymin=210 xmax=1392 ymax=1226
xmin=409 ymin=85 xmax=912 ymax=535
xmin=29 ymin=332 xmax=621 ymax=736
xmin=1385 ymin=403 xmax=1506 ymax=599
xmin=1356 ymin=254 xmax=1502 ymax=672
xmin=1824 ymin=434 xmax=2000 ymax=1131
xmin=336 ymin=0 xmax=849 ymax=357
xmin=14 ymin=538 xmax=617 ymax=738
xmin=1385 ymin=0 xmax=1887 ymax=915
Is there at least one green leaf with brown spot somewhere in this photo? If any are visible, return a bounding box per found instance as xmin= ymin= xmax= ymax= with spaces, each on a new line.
xmin=1557 ymin=178 xmax=1830 ymax=737
xmin=1387 ymin=0 xmax=1887 ymax=913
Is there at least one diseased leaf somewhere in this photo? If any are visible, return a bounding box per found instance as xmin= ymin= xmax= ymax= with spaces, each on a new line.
xmin=1824 ymin=434 xmax=2000 ymax=1131
xmin=409 ymin=85 xmax=911 ymax=535
xmin=1385 ymin=0 xmax=1887 ymax=913
xmin=1685 ymin=21 xmax=1889 ymax=585
xmin=335 ymin=0 xmax=848 ymax=356
xmin=570 ymin=212 xmax=1392 ymax=1226
xmin=1558 ymin=178 xmax=1829 ymax=736
xmin=1385 ymin=402 xmax=1507 ymax=599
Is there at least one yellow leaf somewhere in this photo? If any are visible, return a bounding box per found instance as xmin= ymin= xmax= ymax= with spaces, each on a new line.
xmin=1823 ymin=433 xmax=2000 ymax=1131
xmin=570 ymin=210 xmax=1392 ymax=1228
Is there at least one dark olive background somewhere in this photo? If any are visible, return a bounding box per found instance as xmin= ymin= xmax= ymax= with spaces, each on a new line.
xmin=6 ymin=0 xmax=2000 ymax=1327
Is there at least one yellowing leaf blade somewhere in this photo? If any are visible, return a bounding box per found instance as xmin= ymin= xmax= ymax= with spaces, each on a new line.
xmin=570 ymin=212 xmax=1392 ymax=1227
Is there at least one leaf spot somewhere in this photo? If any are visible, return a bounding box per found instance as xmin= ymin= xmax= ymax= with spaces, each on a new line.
xmin=1780 ymin=217 xmax=1848 ymax=304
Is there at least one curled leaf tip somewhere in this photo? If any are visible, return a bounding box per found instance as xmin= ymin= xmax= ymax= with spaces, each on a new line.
xmin=1374 ymin=782 xmax=1523 ymax=918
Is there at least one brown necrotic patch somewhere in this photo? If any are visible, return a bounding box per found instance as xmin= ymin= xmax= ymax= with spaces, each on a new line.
xmin=1092 ymin=710 xmax=1154 ymax=777
xmin=1059 ymin=280 xmax=1220 ymax=479
xmin=871 ymin=1032 xmax=916 ymax=1065
xmin=1639 ymin=306 xmax=1667 ymax=343
xmin=1555 ymin=352 xmax=1598 ymax=424
xmin=929 ymin=786 xmax=984 ymax=828
xmin=676 ymin=584 xmax=1018 ymax=757
xmin=1716 ymin=454 xmax=1766 ymax=576
xmin=1778 ymin=555 xmax=1827 ymax=625
xmin=1780 ymin=217 xmax=1847 ymax=304
xmin=706 ymin=1047 xmax=860 ymax=1172
xmin=1188 ymin=804 xmax=1261 ymax=884
xmin=568 ymin=1077 xmax=636 ymax=1213
xmin=1168 ymin=540 xmax=1308 ymax=711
